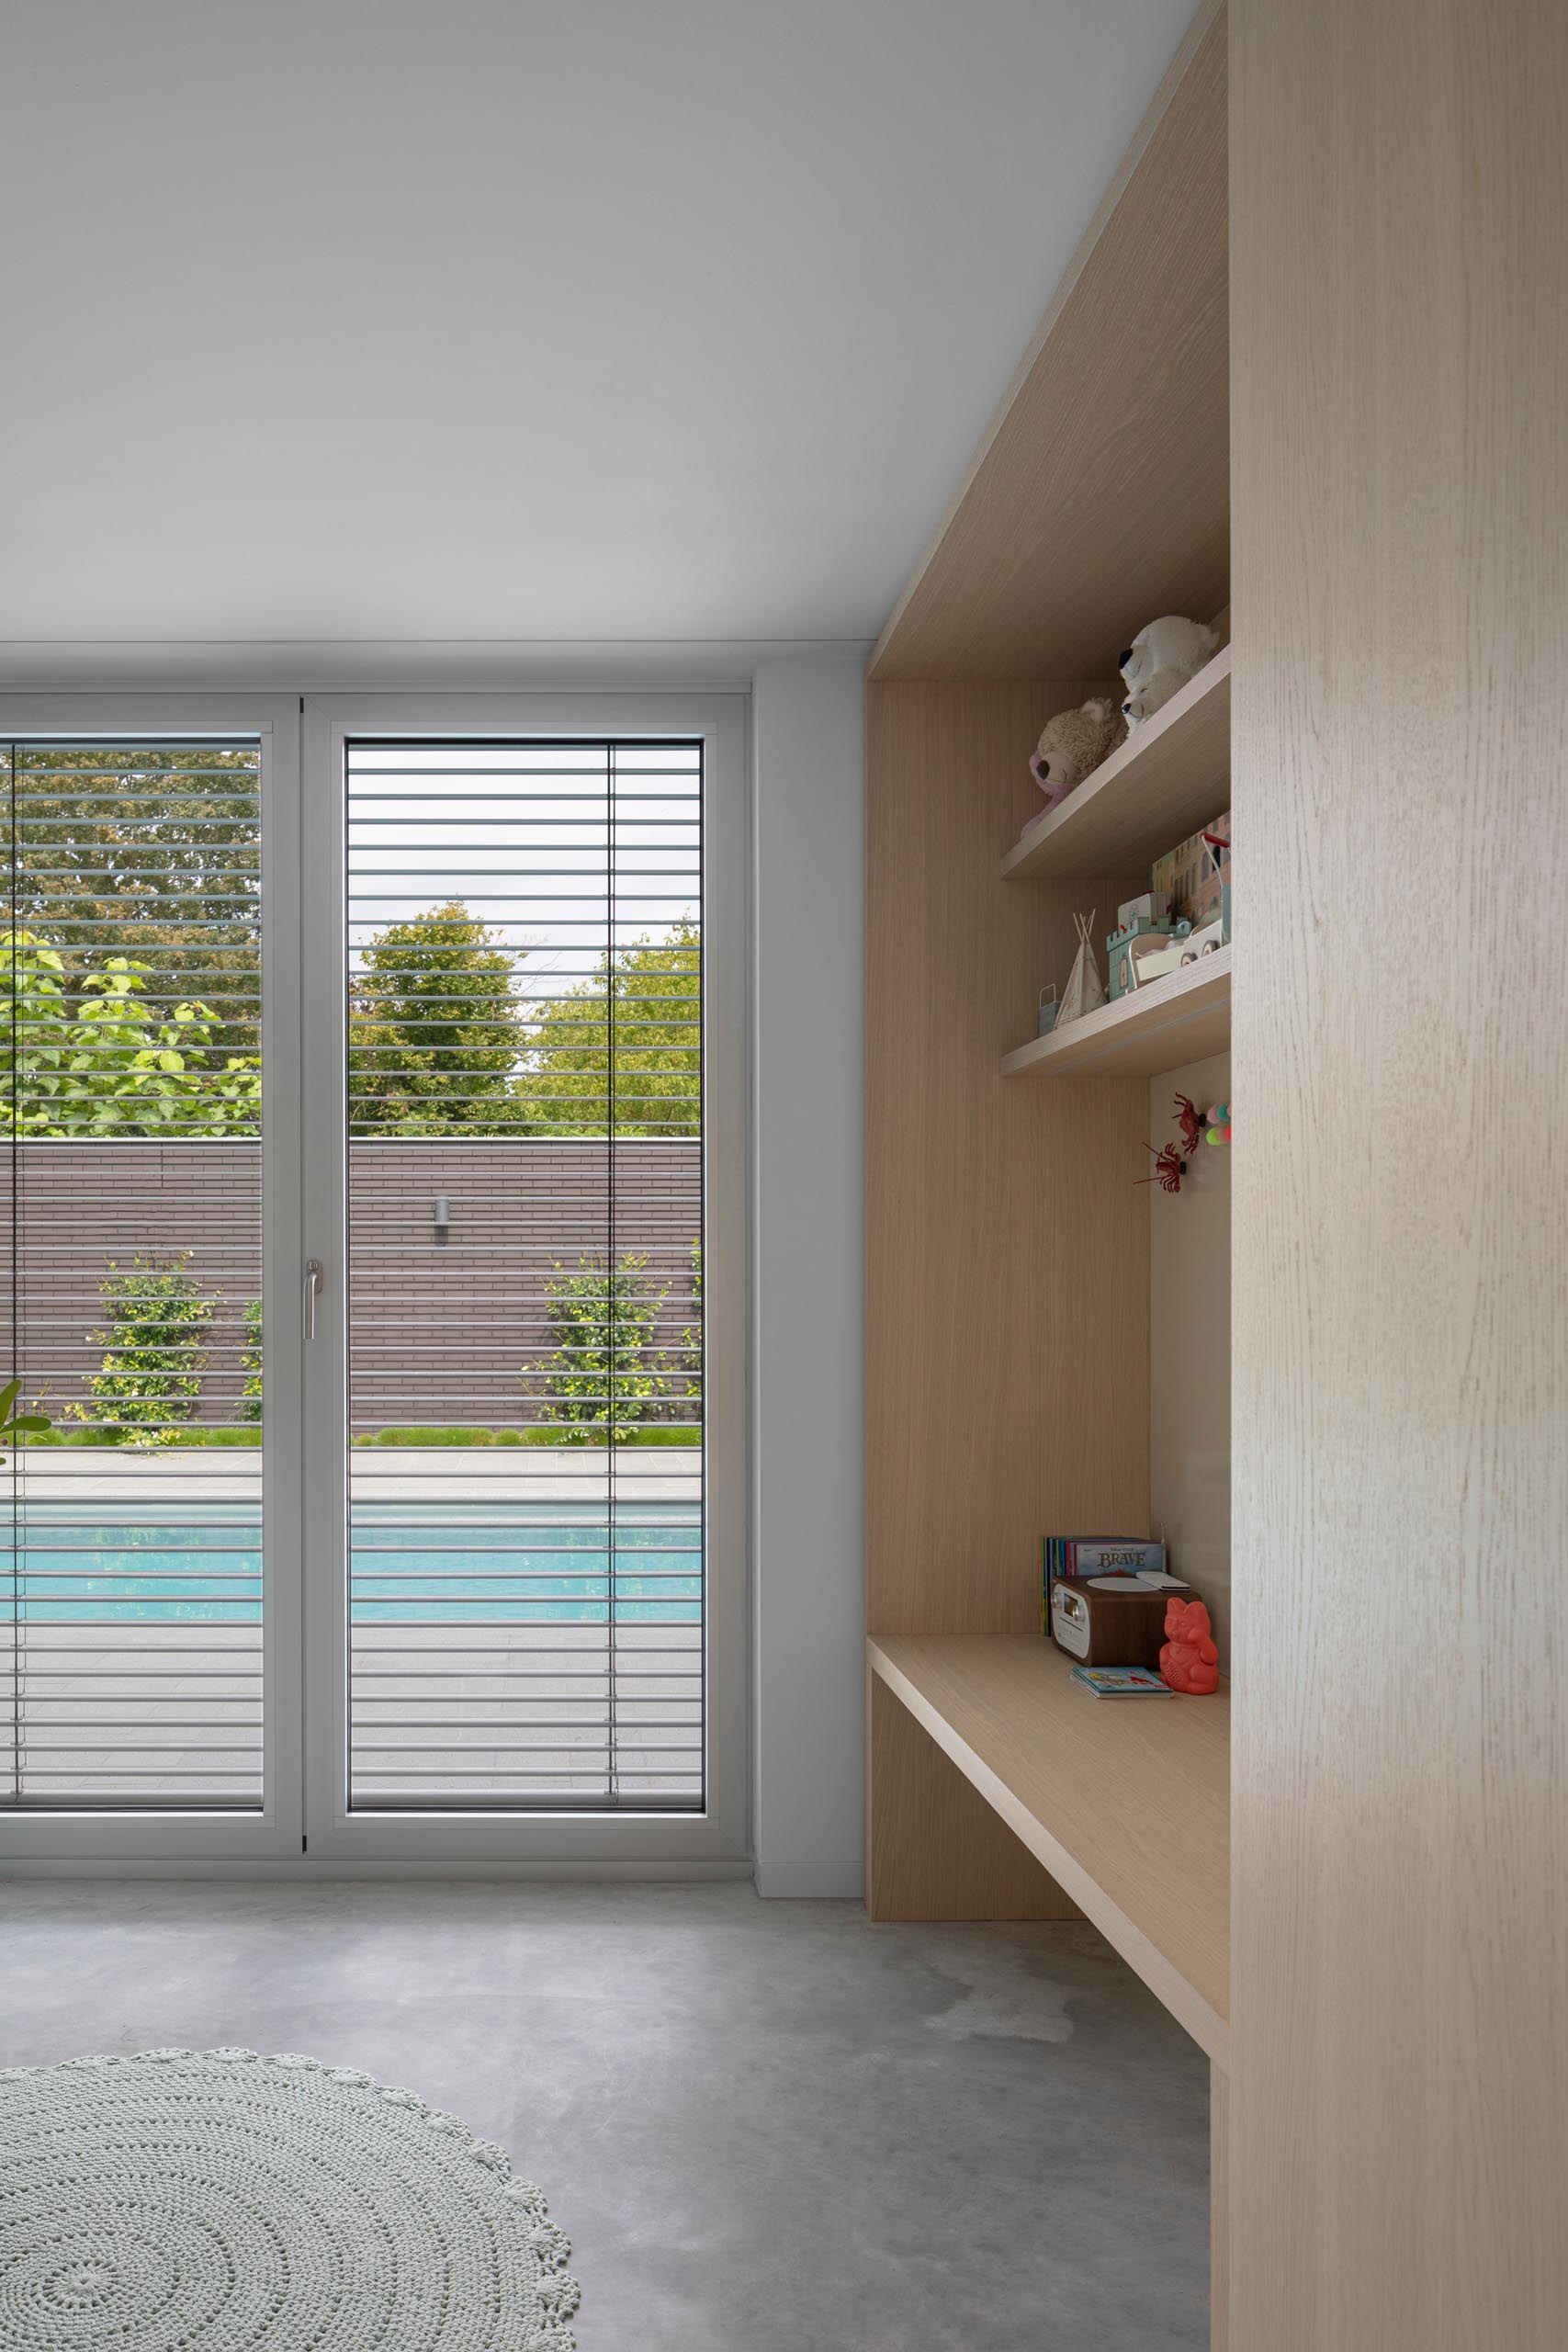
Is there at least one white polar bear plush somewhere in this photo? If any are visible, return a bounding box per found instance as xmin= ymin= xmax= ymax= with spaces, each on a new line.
xmin=1118 ymin=616 xmax=1222 ymax=729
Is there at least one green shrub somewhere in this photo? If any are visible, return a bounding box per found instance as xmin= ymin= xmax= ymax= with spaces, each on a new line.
xmin=532 ymin=1252 xmax=668 ymax=1445
xmin=29 ymin=1426 xmax=262 ymax=1450
xmin=239 ymin=1297 xmax=263 ymax=1422
xmin=495 ymin=1424 xmax=697 ymax=1448
xmin=370 ymin=1425 xmax=495 ymax=1448
xmin=71 ymin=1251 xmax=215 ymax=1449
xmin=18 ymin=1425 xmax=125 ymax=1449
xmin=658 ymin=1235 xmax=702 ymax=1422
xmin=341 ymin=1422 xmax=701 ymax=1450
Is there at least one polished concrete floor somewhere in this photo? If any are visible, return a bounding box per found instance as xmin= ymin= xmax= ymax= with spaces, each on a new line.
xmin=1 ymin=1883 xmax=1209 ymax=2350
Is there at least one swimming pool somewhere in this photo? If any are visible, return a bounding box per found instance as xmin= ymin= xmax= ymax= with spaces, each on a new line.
xmin=1 ymin=1498 xmax=703 ymax=1623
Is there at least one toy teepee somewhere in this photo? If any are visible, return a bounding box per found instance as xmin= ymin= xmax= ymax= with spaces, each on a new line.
xmin=1056 ymin=910 xmax=1107 ymax=1028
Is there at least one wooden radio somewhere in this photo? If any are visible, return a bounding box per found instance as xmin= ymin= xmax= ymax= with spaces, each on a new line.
xmin=1049 ymin=1575 xmax=1192 ymax=1670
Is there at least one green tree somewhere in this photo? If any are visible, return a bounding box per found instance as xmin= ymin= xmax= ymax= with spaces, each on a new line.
xmin=349 ymin=900 xmax=525 ymax=1136
xmin=654 ymin=1237 xmax=703 ymax=1422
xmin=0 ymin=931 xmax=261 ymax=1137
xmin=71 ymin=1252 xmax=216 ymax=1449
xmin=531 ymin=1252 xmax=669 ymax=1444
xmin=239 ymin=1298 xmax=264 ymax=1423
xmin=513 ymin=917 xmax=699 ymax=1136
xmin=9 ymin=742 xmax=261 ymax=1060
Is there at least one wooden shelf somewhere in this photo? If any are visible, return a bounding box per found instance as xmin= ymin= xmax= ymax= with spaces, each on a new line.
xmin=1001 ymin=944 xmax=1231 ymax=1081
xmin=1002 ymin=650 xmax=1231 ymax=884
xmin=868 ymin=4 xmax=1228 ymax=681
xmin=869 ymin=1634 xmax=1229 ymax=2062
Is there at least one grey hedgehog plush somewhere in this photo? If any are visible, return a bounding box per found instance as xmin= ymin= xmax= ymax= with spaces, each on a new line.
xmin=1028 ymin=695 xmax=1126 ymax=811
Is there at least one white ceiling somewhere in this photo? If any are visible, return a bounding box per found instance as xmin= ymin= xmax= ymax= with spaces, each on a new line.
xmin=2 ymin=0 xmax=1196 ymax=647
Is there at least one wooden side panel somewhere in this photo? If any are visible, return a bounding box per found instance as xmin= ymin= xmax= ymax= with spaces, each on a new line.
xmin=865 ymin=681 xmax=1150 ymax=1636
xmin=865 ymin=1668 xmax=1075 ymax=1922
xmin=1230 ymin=2 xmax=1568 ymax=2344
xmin=1210 ymin=2064 xmax=1229 ymax=2352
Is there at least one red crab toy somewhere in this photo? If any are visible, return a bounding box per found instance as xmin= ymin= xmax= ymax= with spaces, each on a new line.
xmin=1173 ymin=1092 xmax=1204 ymax=1157
xmin=1160 ymin=1596 xmax=1220 ymax=1695
xmin=1139 ymin=1140 xmax=1187 ymax=1193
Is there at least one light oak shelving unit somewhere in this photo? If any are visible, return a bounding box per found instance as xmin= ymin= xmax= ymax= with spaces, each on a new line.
xmin=1000 ymin=944 xmax=1231 ymax=1080
xmin=865 ymin=4 xmax=1233 ymax=2342
xmin=1001 ymin=646 xmax=1231 ymax=885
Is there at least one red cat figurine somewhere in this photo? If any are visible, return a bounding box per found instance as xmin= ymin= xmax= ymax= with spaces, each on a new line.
xmin=1160 ymin=1595 xmax=1219 ymax=1695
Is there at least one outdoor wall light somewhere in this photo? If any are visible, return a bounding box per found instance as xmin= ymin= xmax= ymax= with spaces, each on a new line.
xmin=432 ymin=1195 xmax=451 ymax=1246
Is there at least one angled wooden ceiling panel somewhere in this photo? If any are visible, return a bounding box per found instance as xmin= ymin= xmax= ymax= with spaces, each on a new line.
xmin=871 ymin=1 xmax=1228 ymax=683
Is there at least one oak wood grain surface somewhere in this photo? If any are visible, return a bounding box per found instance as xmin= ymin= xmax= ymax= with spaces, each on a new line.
xmin=866 ymin=681 xmax=1149 ymax=1637
xmin=1231 ymin=0 xmax=1568 ymax=2341
xmin=1001 ymin=650 xmax=1232 ymax=886
xmin=1000 ymin=944 xmax=1231 ymax=1082
xmin=864 ymin=1664 xmax=1078 ymax=1923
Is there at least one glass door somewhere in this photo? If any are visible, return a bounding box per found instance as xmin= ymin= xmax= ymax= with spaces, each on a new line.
xmin=0 ymin=697 xmax=302 ymax=1864
xmin=0 ymin=690 xmax=743 ymax=1872
xmin=300 ymin=695 xmax=747 ymax=1869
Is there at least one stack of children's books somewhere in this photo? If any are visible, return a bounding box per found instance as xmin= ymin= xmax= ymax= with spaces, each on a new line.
xmin=1043 ymin=1533 xmax=1168 ymax=1585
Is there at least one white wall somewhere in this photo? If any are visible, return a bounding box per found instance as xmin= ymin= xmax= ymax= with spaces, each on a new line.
xmin=1147 ymin=1047 xmax=1231 ymax=1665
xmin=750 ymin=652 xmax=867 ymax=1896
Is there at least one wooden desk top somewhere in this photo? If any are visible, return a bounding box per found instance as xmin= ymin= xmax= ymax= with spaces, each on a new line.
xmin=869 ymin=1634 xmax=1230 ymax=2064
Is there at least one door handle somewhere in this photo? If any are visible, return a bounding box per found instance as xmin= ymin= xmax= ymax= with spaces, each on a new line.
xmin=303 ymin=1258 xmax=325 ymax=1341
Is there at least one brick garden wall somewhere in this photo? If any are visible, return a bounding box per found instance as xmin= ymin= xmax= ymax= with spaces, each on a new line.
xmin=0 ymin=1139 xmax=701 ymax=1432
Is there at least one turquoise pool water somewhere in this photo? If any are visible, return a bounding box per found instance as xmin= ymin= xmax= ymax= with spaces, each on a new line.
xmin=3 ymin=1498 xmax=702 ymax=1623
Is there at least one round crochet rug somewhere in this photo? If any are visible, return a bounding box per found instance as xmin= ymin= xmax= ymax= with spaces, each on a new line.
xmin=0 ymin=2047 xmax=579 ymax=2350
